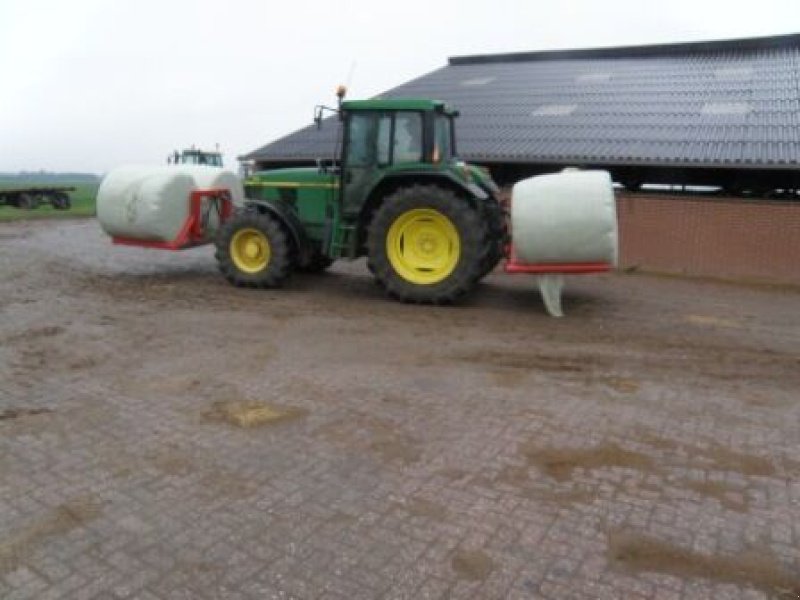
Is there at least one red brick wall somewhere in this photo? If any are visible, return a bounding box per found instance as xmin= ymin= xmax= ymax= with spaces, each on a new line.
xmin=616 ymin=193 xmax=800 ymax=284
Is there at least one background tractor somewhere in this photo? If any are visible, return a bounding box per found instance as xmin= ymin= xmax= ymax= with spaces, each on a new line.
xmin=168 ymin=147 xmax=224 ymax=168
xmin=216 ymin=90 xmax=507 ymax=304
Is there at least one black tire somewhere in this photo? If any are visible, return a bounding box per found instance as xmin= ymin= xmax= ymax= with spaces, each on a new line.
xmin=367 ymin=185 xmax=486 ymax=304
xmin=51 ymin=192 xmax=71 ymax=210
xmin=297 ymin=252 xmax=334 ymax=274
xmin=478 ymin=198 xmax=506 ymax=278
xmin=215 ymin=210 xmax=293 ymax=288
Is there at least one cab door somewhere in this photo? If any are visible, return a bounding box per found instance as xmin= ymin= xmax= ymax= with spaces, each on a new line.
xmin=341 ymin=111 xmax=392 ymax=218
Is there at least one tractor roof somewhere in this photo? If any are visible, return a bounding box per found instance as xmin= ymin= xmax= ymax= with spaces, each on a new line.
xmin=341 ymin=98 xmax=453 ymax=113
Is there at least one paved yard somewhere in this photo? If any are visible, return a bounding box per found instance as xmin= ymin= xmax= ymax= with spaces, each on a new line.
xmin=1 ymin=219 xmax=799 ymax=599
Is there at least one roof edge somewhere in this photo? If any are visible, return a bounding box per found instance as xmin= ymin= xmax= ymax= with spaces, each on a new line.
xmin=449 ymin=32 xmax=800 ymax=65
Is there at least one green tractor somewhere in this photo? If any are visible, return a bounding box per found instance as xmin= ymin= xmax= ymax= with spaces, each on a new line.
xmin=169 ymin=148 xmax=224 ymax=167
xmin=215 ymin=89 xmax=506 ymax=304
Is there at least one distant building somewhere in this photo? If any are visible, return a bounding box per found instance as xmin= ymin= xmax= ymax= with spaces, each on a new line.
xmin=243 ymin=34 xmax=800 ymax=193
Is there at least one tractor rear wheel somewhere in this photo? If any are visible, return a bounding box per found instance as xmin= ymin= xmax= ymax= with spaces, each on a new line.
xmin=215 ymin=211 xmax=292 ymax=288
xmin=477 ymin=199 xmax=506 ymax=278
xmin=367 ymin=185 xmax=486 ymax=304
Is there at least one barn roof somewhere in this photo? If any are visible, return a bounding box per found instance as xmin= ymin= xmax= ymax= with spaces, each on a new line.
xmin=243 ymin=34 xmax=800 ymax=174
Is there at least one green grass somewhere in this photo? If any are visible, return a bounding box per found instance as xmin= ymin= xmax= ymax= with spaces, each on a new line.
xmin=0 ymin=182 xmax=98 ymax=222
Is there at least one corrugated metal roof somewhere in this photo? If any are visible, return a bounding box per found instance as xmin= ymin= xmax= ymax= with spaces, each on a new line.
xmin=243 ymin=34 xmax=800 ymax=170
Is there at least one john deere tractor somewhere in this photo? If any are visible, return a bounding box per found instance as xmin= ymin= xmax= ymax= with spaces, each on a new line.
xmin=215 ymin=90 xmax=505 ymax=304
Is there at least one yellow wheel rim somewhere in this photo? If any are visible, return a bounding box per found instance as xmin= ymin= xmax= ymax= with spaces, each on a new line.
xmin=230 ymin=228 xmax=271 ymax=273
xmin=386 ymin=208 xmax=460 ymax=285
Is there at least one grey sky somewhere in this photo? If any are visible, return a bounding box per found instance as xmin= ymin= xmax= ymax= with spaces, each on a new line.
xmin=1 ymin=0 xmax=797 ymax=173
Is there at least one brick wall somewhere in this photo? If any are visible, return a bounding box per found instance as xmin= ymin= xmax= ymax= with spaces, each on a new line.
xmin=616 ymin=193 xmax=800 ymax=284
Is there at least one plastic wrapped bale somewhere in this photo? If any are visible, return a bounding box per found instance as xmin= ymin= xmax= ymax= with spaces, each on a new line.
xmin=96 ymin=166 xmax=244 ymax=244
xmin=510 ymin=169 xmax=618 ymax=266
xmin=176 ymin=165 xmax=245 ymax=207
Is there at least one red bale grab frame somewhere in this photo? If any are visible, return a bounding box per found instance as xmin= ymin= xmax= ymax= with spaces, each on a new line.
xmin=112 ymin=189 xmax=234 ymax=251
xmin=504 ymin=244 xmax=611 ymax=274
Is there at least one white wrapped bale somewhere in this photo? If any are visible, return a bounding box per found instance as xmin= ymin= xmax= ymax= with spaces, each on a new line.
xmin=96 ymin=166 xmax=244 ymax=243
xmin=510 ymin=170 xmax=618 ymax=266
xmin=175 ymin=166 xmax=245 ymax=206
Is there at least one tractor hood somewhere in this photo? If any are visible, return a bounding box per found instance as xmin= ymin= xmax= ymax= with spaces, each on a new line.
xmin=245 ymin=167 xmax=338 ymax=189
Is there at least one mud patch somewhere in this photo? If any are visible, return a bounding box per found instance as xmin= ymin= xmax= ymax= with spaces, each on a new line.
xmin=0 ymin=407 xmax=53 ymax=421
xmin=317 ymin=414 xmax=421 ymax=466
xmin=397 ymin=497 xmax=447 ymax=520
xmin=204 ymin=401 xmax=308 ymax=428
xmin=685 ymin=314 xmax=742 ymax=329
xmin=451 ymin=549 xmax=494 ymax=581
xmin=197 ymin=472 xmax=258 ymax=499
xmin=682 ymin=479 xmax=749 ymax=513
xmin=149 ymin=451 xmax=195 ymax=476
xmin=489 ymin=368 xmax=529 ymax=389
xmin=0 ymin=496 xmax=103 ymax=573
xmin=520 ymin=441 xmax=654 ymax=482
xmin=370 ymin=438 xmax=422 ymax=465
xmin=381 ymin=393 xmax=411 ymax=407
xmin=700 ymin=444 xmax=778 ymax=478
xmin=608 ymin=530 xmax=800 ymax=597
xmin=603 ymin=377 xmax=640 ymax=394
xmin=5 ymin=325 xmax=64 ymax=343
xmin=454 ymin=349 xmax=599 ymax=374
xmin=494 ymin=464 xmax=597 ymax=505
xmin=437 ymin=467 xmax=469 ymax=481
xmin=637 ymin=432 xmax=788 ymax=478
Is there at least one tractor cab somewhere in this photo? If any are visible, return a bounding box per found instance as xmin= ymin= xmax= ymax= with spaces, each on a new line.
xmin=169 ymin=148 xmax=224 ymax=167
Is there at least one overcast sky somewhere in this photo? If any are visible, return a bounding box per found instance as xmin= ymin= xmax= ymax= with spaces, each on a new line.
xmin=1 ymin=0 xmax=797 ymax=173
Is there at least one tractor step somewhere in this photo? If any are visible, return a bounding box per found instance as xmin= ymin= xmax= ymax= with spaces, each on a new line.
xmin=329 ymin=224 xmax=359 ymax=258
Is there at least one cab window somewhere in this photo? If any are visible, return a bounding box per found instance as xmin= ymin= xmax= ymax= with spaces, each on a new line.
xmin=345 ymin=112 xmax=392 ymax=167
xmin=393 ymin=112 xmax=423 ymax=163
xmin=433 ymin=115 xmax=454 ymax=163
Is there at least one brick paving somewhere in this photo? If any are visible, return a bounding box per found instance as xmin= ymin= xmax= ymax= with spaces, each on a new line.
xmin=1 ymin=220 xmax=799 ymax=599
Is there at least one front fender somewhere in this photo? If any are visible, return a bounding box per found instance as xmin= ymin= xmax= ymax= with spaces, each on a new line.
xmin=243 ymin=199 xmax=313 ymax=265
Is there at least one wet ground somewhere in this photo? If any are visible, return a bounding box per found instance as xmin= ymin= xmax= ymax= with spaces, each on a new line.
xmin=1 ymin=219 xmax=799 ymax=599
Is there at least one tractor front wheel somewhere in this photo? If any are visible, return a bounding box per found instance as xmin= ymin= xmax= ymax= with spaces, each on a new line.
xmin=367 ymin=185 xmax=486 ymax=304
xmin=215 ymin=211 xmax=292 ymax=288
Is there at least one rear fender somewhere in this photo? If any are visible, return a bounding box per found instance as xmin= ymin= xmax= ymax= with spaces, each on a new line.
xmin=359 ymin=171 xmax=487 ymax=231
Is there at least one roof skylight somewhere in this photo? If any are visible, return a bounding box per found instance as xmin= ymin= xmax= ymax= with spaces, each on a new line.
xmin=576 ymin=72 xmax=612 ymax=83
xmin=702 ymin=102 xmax=750 ymax=115
xmin=532 ymin=104 xmax=578 ymax=116
xmin=461 ymin=77 xmax=495 ymax=86
xmin=714 ymin=67 xmax=754 ymax=81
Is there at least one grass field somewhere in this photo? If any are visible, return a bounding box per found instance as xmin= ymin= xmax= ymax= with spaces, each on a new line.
xmin=0 ymin=182 xmax=98 ymax=221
